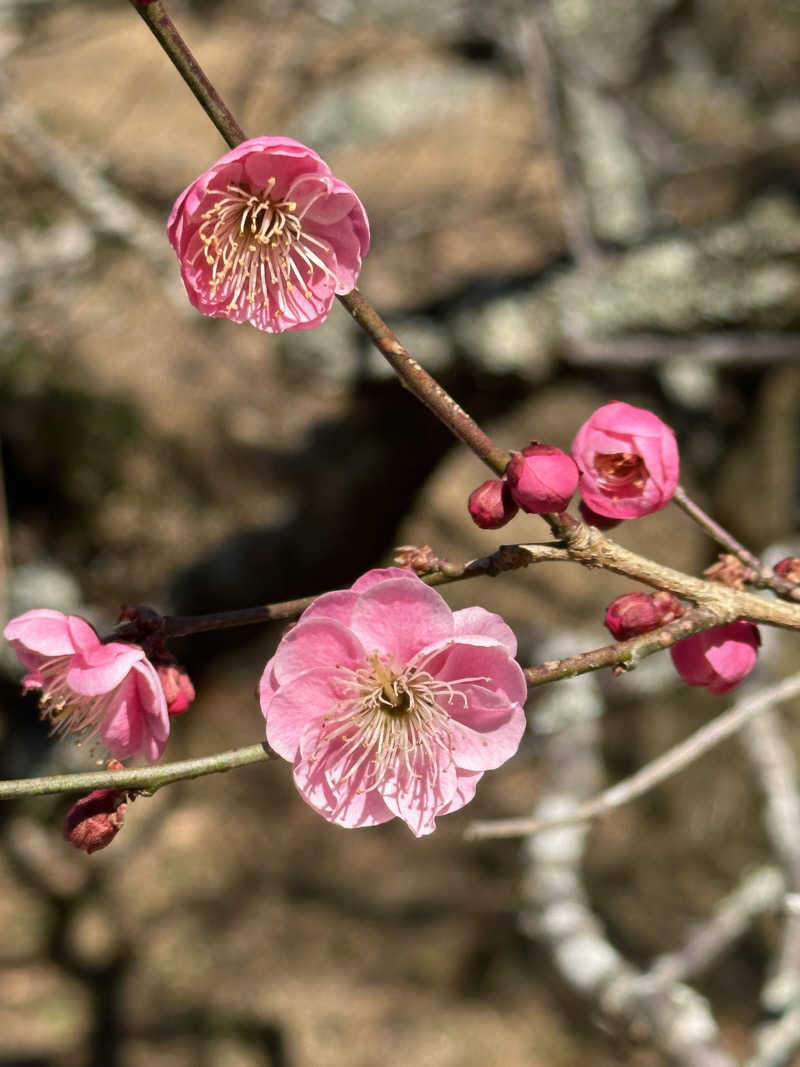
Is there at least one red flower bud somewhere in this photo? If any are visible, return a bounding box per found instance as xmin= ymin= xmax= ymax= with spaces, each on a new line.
xmin=468 ymin=479 xmax=519 ymax=529
xmin=64 ymin=788 xmax=127 ymax=854
xmin=505 ymin=442 xmax=579 ymax=514
xmin=670 ymin=621 xmax=760 ymax=695
xmin=157 ymin=663 xmax=196 ymax=716
xmin=604 ymin=591 xmax=683 ymax=640
xmin=774 ymin=557 xmax=800 ymax=584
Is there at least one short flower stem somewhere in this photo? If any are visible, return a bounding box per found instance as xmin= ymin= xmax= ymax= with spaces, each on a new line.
xmin=0 ymin=743 xmax=275 ymax=800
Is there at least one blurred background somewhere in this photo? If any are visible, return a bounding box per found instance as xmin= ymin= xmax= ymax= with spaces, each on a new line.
xmin=1 ymin=0 xmax=800 ymax=1063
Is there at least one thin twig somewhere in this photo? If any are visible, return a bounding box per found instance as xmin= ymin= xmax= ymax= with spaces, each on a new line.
xmin=673 ymin=486 xmax=763 ymax=572
xmin=0 ymin=743 xmax=275 ymax=800
xmin=467 ymin=672 xmax=800 ymax=839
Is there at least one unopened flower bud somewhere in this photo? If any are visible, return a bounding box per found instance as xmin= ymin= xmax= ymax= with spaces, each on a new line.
xmin=505 ymin=442 xmax=579 ymax=514
xmin=394 ymin=544 xmax=440 ymax=575
xmin=64 ymin=787 xmax=127 ymax=854
xmin=468 ymin=479 xmax=518 ymax=529
xmin=670 ymin=621 xmax=760 ymax=695
xmin=774 ymin=557 xmax=800 ymax=584
xmin=157 ymin=663 xmax=196 ymax=716
xmin=604 ymin=591 xmax=683 ymax=640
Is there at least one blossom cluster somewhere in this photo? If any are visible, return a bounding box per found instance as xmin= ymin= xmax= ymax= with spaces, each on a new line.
xmin=469 ymin=401 xmax=680 ymax=529
xmin=1 ymin=136 xmax=774 ymax=850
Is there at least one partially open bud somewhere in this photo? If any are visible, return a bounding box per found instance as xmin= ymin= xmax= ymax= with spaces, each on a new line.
xmin=604 ymin=591 xmax=683 ymax=640
xmin=774 ymin=557 xmax=800 ymax=584
xmin=157 ymin=662 xmax=196 ymax=716
xmin=571 ymin=402 xmax=679 ymax=519
xmin=505 ymin=442 xmax=579 ymax=514
xmin=468 ymin=479 xmax=519 ymax=529
xmin=64 ymin=787 xmax=127 ymax=854
xmin=670 ymin=621 xmax=760 ymax=695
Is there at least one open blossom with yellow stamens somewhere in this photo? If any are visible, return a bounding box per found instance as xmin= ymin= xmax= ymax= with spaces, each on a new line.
xmin=168 ymin=136 xmax=370 ymax=333
xmin=259 ymin=568 xmax=527 ymax=837
xmin=4 ymin=610 xmax=169 ymax=763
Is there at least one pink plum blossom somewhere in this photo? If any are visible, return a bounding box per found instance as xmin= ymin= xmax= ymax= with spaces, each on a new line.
xmin=259 ymin=568 xmax=528 ymax=837
xmin=571 ymin=402 xmax=679 ymax=519
xmin=4 ymin=610 xmax=169 ymax=763
xmin=505 ymin=442 xmax=579 ymax=514
xmin=168 ymin=136 xmax=370 ymax=333
xmin=670 ymin=621 xmax=760 ymax=695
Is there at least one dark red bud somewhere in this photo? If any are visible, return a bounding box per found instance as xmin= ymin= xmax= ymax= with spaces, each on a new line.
xmin=604 ymin=591 xmax=683 ymax=640
xmin=468 ymin=479 xmax=518 ymax=530
xmin=64 ymin=788 xmax=127 ymax=854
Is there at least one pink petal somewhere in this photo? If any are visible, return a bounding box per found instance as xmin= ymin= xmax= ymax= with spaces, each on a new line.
xmin=293 ymin=742 xmax=394 ymax=829
xmin=263 ymin=666 xmax=342 ymax=761
xmin=350 ymin=579 xmax=454 ymax=662
xmin=380 ymin=749 xmax=459 ymax=837
xmin=349 ymin=567 xmax=420 ymax=593
xmin=436 ymin=768 xmax=483 ymax=816
xmin=452 ymin=607 xmax=517 ymax=655
xmin=4 ymin=609 xmax=77 ymax=659
xmin=420 ymin=638 xmax=528 ymax=707
xmin=66 ymin=640 xmax=146 ymax=696
xmin=443 ymin=686 xmax=527 ymax=771
xmin=298 ymin=589 xmax=359 ymax=628
xmin=270 ymin=617 xmax=365 ymax=686
xmin=97 ymin=662 xmax=168 ymax=763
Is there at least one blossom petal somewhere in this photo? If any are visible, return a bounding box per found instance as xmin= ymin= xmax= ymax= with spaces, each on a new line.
xmin=436 ymin=769 xmax=483 ymax=816
xmin=263 ymin=666 xmax=342 ymax=761
xmin=270 ymin=618 xmax=365 ymax=687
xmin=350 ymin=579 xmax=454 ymax=662
xmin=66 ymin=639 xmax=146 ymax=696
xmin=4 ymin=609 xmax=77 ymax=660
xmin=380 ymin=749 xmax=459 ymax=838
xmin=443 ymin=686 xmax=527 ymax=771
xmin=293 ymin=741 xmax=394 ymax=829
xmin=349 ymin=567 xmax=420 ymax=593
xmin=420 ymin=638 xmax=528 ymax=707
xmin=452 ymin=607 xmax=517 ymax=655
xmin=298 ymin=590 xmax=359 ymax=628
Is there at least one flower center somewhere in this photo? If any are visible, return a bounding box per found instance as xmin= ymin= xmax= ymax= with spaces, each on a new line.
xmin=196 ymin=179 xmax=338 ymax=322
xmin=309 ymin=652 xmax=482 ymax=795
xmin=593 ymin=451 xmax=647 ymax=494
xmin=34 ymin=656 xmax=119 ymax=752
